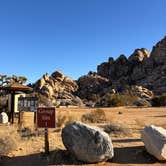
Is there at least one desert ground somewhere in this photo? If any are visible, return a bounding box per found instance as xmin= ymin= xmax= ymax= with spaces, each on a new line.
xmin=0 ymin=107 xmax=166 ymax=166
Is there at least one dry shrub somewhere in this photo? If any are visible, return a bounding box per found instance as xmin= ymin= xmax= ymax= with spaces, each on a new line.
xmin=81 ymin=109 xmax=106 ymax=123
xmin=0 ymin=125 xmax=20 ymax=156
xmin=57 ymin=114 xmax=68 ymax=128
xmin=0 ymin=136 xmax=17 ymax=156
xmin=57 ymin=111 xmax=80 ymax=128
xmin=102 ymin=93 xmax=138 ymax=107
xmin=18 ymin=127 xmax=44 ymax=138
xmin=104 ymin=122 xmax=132 ymax=137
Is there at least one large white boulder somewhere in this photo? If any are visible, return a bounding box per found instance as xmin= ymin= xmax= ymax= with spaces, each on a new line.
xmin=141 ymin=125 xmax=166 ymax=160
xmin=62 ymin=121 xmax=114 ymax=163
xmin=0 ymin=112 xmax=8 ymax=124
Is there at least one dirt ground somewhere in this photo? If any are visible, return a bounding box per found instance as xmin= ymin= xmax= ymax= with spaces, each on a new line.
xmin=1 ymin=107 xmax=166 ymax=166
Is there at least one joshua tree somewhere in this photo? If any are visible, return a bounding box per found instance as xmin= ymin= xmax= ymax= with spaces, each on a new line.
xmin=0 ymin=74 xmax=7 ymax=86
xmin=0 ymin=74 xmax=27 ymax=86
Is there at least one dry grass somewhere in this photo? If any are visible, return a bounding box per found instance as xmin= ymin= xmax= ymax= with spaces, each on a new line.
xmin=0 ymin=125 xmax=19 ymax=156
xmin=56 ymin=110 xmax=81 ymax=128
xmin=103 ymin=122 xmax=132 ymax=137
xmin=0 ymin=136 xmax=17 ymax=156
xmin=135 ymin=118 xmax=166 ymax=129
xmin=1 ymin=107 xmax=166 ymax=166
xmin=81 ymin=108 xmax=106 ymax=123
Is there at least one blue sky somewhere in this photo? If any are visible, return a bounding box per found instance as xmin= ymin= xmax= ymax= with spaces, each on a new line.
xmin=0 ymin=0 xmax=166 ymax=83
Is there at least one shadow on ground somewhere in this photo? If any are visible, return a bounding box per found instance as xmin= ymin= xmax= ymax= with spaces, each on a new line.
xmin=1 ymin=145 xmax=164 ymax=166
xmin=112 ymin=138 xmax=141 ymax=143
xmin=0 ymin=150 xmax=83 ymax=166
xmin=1 ymin=153 xmax=48 ymax=166
xmin=112 ymin=146 xmax=157 ymax=164
xmin=148 ymin=115 xmax=166 ymax=118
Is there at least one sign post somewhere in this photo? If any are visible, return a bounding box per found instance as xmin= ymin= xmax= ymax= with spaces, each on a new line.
xmin=44 ymin=128 xmax=49 ymax=154
xmin=37 ymin=107 xmax=56 ymax=155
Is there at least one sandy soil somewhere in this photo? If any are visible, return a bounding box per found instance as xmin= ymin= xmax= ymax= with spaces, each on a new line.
xmin=1 ymin=107 xmax=166 ymax=166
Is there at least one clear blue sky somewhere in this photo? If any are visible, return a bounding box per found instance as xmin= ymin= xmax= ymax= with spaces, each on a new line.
xmin=0 ymin=0 xmax=166 ymax=83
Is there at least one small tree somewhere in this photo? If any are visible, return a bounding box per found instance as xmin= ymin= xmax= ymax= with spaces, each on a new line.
xmin=0 ymin=74 xmax=27 ymax=86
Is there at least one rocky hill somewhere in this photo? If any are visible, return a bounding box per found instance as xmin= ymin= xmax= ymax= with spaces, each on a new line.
xmin=76 ymin=36 xmax=166 ymax=106
xmin=33 ymin=71 xmax=83 ymax=107
xmin=32 ymin=36 xmax=166 ymax=107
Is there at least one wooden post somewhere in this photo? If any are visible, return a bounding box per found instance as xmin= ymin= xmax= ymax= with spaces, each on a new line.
xmin=44 ymin=128 xmax=49 ymax=155
xmin=18 ymin=111 xmax=23 ymax=130
xmin=10 ymin=91 xmax=15 ymax=124
xmin=18 ymin=111 xmax=21 ymax=124
xmin=34 ymin=112 xmax=38 ymax=134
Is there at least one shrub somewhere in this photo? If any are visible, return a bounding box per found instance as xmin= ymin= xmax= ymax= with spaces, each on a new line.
xmin=0 ymin=136 xmax=17 ymax=155
xmin=18 ymin=127 xmax=44 ymax=138
xmin=151 ymin=95 xmax=166 ymax=107
xmin=102 ymin=93 xmax=138 ymax=107
xmin=81 ymin=109 xmax=106 ymax=123
xmin=57 ymin=112 xmax=80 ymax=128
xmin=57 ymin=114 xmax=68 ymax=128
xmin=103 ymin=122 xmax=132 ymax=137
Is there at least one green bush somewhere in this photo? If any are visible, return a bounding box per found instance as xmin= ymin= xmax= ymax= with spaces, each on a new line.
xmin=104 ymin=93 xmax=138 ymax=107
xmin=151 ymin=95 xmax=166 ymax=107
xmin=81 ymin=109 xmax=106 ymax=123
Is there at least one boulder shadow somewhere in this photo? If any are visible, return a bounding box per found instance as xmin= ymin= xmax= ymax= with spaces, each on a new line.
xmin=112 ymin=138 xmax=141 ymax=143
xmin=1 ymin=150 xmax=84 ymax=166
xmin=111 ymin=145 xmax=158 ymax=164
xmin=48 ymin=149 xmax=84 ymax=165
xmin=1 ymin=152 xmax=48 ymax=166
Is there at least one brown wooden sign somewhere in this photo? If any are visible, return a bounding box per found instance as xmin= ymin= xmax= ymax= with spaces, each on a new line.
xmin=37 ymin=107 xmax=56 ymax=128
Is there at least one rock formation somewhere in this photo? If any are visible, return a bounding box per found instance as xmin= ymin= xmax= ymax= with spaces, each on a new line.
xmin=62 ymin=121 xmax=114 ymax=163
xmin=33 ymin=71 xmax=83 ymax=107
xmin=76 ymin=36 xmax=166 ymax=106
xmin=31 ymin=36 xmax=166 ymax=107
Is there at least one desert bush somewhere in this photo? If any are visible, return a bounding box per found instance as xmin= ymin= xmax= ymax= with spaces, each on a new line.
xmin=151 ymin=95 xmax=166 ymax=107
xmin=81 ymin=109 xmax=106 ymax=123
xmin=103 ymin=122 xmax=132 ymax=137
xmin=18 ymin=127 xmax=44 ymax=138
xmin=0 ymin=136 xmax=17 ymax=155
xmin=57 ymin=114 xmax=68 ymax=128
xmin=100 ymin=93 xmax=138 ymax=107
xmin=57 ymin=112 xmax=80 ymax=128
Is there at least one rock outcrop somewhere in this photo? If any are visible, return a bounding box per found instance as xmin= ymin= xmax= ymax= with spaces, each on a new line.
xmin=141 ymin=125 xmax=166 ymax=161
xmin=31 ymin=36 xmax=166 ymax=107
xmin=62 ymin=121 xmax=114 ymax=163
xmin=33 ymin=71 xmax=83 ymax=106
xmin=76 ymin=72 xmax=110 ymax=100
xmin=76 ymin=36 xmax=166 ymax=105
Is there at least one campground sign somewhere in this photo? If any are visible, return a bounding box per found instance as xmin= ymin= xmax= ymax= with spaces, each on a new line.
xmin=37 ymin=107 xmax=56 ymax=155
xmin=37 ymin=107 xmax=56 ymax=128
